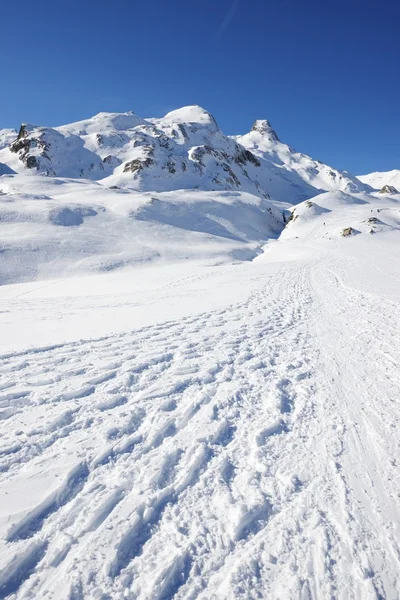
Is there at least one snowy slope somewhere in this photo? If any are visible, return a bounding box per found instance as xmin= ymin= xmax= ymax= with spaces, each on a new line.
xmin=237 ymin=120 xmax=371 ymax=200
xmin=0 ymin=129 xmax=17 ymax=151
xmin=0 ymin=131 xmax=16 ymax=175
xmin=0 ymin=174 xmax=282 ymax=285
xmin=280 ymin=189 xmax=400 ymax=241
xmin=0 ymin=195 xmax=399 ymax=598
xmin=358 ymin=169 xmax=400 ymax=191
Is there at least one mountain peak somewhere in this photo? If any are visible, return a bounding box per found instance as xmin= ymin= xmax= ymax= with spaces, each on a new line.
xmin=251 ymin=120 xmax=279 ymax=141
xmin=161 ymin=105 xmax=219 ymax=130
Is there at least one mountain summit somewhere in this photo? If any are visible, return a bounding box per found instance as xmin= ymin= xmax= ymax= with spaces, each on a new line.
xmin=251 ymin=119 xmax=279 ymax=141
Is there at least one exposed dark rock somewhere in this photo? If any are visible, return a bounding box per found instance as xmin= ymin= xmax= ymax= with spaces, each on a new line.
xmin=177 ymin=123 xmax=189 ymax=141
xmin=341 ymin=227 xmax=356 ymax=237
xmin=10 ymin=126 xmax=52 ymax=173
xmin=157 ymin=135 xmax=171 ymax=149
xmin=234 ymin=147 xmax=260 ymax=167
xmin=251 ymin=120 xmax=279 ymax=141
xmin=103 ymin=155 xmax=122 ymax=167
xmin=221 ymin=163 xmax=241 ymax=187
xmin=17 ymin=124 xmax=29 ymax=140
xmin=10 ymin=137 xmax=30 ymax=155
xmin=26 ymin=156 xmax=38 ymax=169
xmin=123 ymin=157 xmax=154 ymax=174
xmin=164 ymin=160 xmax=176 ymax=174
xmin=191 ymin=145 xmax=220 ymax=166
xmin=379 ymin=184 xmax=398 ymax=194
xmin=364 ymin=217 xmax=383 ymax=225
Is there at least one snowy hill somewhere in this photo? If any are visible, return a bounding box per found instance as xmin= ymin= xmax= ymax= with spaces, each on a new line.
xmin=358 ymin=169 xmax=400 ymax=192
xmin=280 ymin=190 xmax=400 ymax=241
xmin=0 ymin=173 xmax=283 ymax=285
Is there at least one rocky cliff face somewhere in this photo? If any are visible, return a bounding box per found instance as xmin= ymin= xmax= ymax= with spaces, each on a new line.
xmin=0 ymin=105 xmax=371 ymax=202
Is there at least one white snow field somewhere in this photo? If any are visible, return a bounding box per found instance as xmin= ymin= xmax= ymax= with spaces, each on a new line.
xmin=358 ymin=169 xmax=400 ymax=192
xmin=0 ymin=107 xmax=399 ymax=599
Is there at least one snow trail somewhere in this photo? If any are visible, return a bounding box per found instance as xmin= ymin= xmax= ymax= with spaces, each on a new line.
xmin=0 ymin=255 xmax=399 ymax=599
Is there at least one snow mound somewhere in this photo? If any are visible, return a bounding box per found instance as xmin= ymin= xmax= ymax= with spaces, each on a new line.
xmin=0 ymin=175 xmax=283 ymax=285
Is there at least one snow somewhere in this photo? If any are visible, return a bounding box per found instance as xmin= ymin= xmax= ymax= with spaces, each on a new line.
xmin=237 ymin=123 xmax=371 ymax=200
xmin=0 ymin=106 xmax=370 ymax=201
xmin=358 ymin=169 xmax=400 ymax=191
xmin=0 ymin=106 xmax=399 ymax=599
xmin=0 ymin=174 xmax=282 ymax=285
xmin=151 ymin=105 xmax=218 ymax=129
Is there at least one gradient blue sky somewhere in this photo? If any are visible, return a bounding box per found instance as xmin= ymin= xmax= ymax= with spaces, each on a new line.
xmin=1 ymin=0 xmax=399 ymax=174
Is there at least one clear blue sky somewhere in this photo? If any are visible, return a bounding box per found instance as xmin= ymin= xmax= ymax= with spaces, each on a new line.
xmin=1 ymin=0 xmax=399 ymax=174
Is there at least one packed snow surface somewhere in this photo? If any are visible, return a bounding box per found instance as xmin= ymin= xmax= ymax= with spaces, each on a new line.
xmin=0 ymin=106 xmax=399 ymax=599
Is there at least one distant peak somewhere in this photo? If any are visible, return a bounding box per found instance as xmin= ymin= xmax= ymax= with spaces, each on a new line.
xmin=251 ymin=120 xmax=279 ymax=141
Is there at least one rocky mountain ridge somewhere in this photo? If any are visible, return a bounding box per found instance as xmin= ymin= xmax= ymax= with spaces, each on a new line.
xmin=0 ymin=105 xmax=371 ymax=203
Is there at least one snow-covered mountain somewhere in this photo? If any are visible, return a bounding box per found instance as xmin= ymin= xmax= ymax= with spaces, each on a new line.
xmin=358 ymin=169 xmax=400 ymax=192
xmin=0 ymin=105 xmax=376 ymax=285
xmin=0 ymin=106 xmax=370 ymax=201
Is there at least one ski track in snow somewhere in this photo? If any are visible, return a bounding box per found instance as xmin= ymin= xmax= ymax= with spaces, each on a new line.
xmin=0 ymin=258 xmax=399 ymax=599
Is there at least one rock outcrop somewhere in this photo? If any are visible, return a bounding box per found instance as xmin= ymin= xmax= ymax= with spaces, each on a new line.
xmin=379 ymin=184 xmax=398 ymax=194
